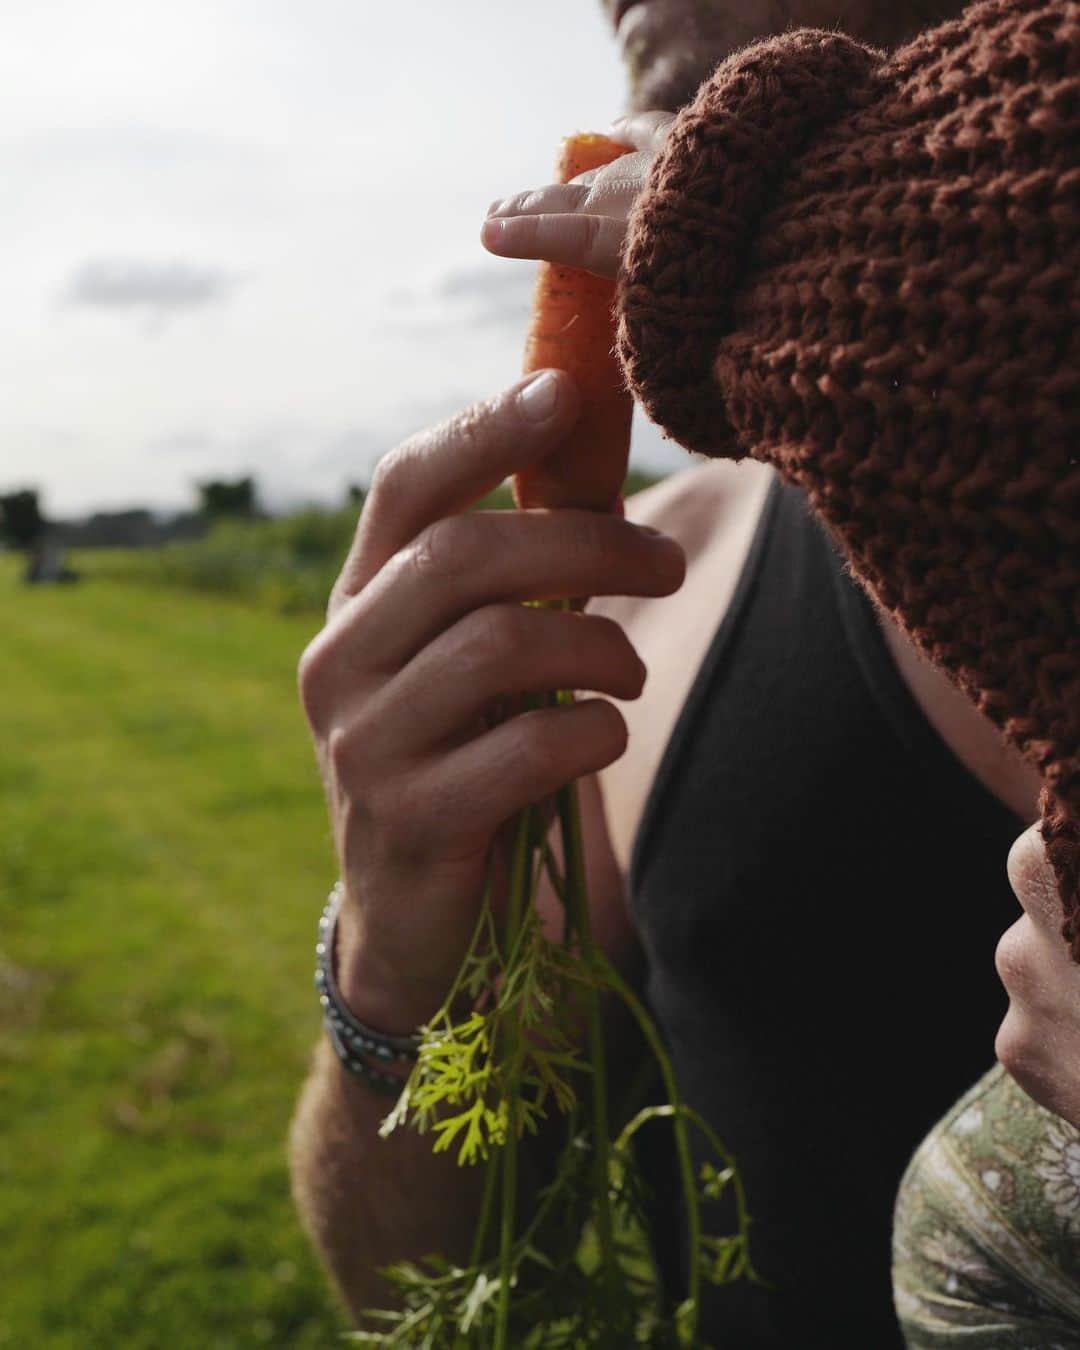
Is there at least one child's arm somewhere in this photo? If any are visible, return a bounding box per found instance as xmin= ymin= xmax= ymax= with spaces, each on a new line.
xmin=481 ymin=112 xmax=674 ymax=280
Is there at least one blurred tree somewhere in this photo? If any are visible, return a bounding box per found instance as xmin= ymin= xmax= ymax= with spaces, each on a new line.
xmin=0 ymin=489 xmax=46 ymax=550
xmin=623 ymin=468 xmax=664 ymax=497
xmin=197 ymin=477 xmax=258 ymax=519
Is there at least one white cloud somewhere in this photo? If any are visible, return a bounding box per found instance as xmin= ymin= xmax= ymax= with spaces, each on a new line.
xmin=386 ymin=259 xmax=535 ymax=333
xmin=60 ymin=258 xmax=246 ymax=326
xmin=1 ymin=0 xmax=641 ymax=516
xmin=147 ymin=429 xmax=219 ymax=457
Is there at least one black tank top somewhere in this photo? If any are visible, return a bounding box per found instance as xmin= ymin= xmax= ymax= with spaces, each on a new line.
xmin=631 ymin=474 xmax=1026 ymax=1348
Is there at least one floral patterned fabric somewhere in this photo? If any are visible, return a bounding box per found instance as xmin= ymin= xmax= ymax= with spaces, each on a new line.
xmin=893 ymin=1065 xmax=1080 ymax=1348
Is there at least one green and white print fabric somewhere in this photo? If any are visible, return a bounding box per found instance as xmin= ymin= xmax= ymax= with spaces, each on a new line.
xmin=893 ymin=1064 xmax=1080 ymax=1348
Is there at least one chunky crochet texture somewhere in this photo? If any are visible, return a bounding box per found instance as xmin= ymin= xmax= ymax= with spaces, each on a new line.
xmin=618 ymin=0 xmax=1080 ymax=955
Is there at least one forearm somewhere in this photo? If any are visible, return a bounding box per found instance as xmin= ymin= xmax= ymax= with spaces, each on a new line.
xmin=290 ymin=982 xmax=648 ymax=1324
xmin=289 ymin=1037 xmax=485 ymax=1322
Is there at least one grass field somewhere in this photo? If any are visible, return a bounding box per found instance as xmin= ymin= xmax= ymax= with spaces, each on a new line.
xmin=0 ymin=557 xmax=349 ymax=1347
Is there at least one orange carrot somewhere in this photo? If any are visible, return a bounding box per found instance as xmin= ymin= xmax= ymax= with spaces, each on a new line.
xmin=514 ymin=133 xmax=634 ymax=513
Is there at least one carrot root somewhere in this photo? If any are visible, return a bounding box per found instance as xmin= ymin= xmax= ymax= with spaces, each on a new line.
xmin=514 ymin=133 xmax=634 ymax=514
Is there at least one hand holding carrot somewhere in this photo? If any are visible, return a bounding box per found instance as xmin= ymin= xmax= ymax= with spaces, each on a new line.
xmin=481 ymin=112 xmax=674 ymax=281
xmin=296 ymin=374 xmax=684 ymax=1035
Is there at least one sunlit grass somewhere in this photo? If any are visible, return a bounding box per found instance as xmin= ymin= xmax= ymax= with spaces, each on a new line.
xmin=0 ymin=557 xmax=345 ymax=1348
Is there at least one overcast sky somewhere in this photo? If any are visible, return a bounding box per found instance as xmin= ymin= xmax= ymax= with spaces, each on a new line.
xmin=2 ymin=0 xmax=689 ymax=519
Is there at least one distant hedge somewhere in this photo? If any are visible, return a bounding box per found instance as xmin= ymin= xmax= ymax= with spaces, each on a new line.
xmin=76 ymin=470 xmax=664 ymax=614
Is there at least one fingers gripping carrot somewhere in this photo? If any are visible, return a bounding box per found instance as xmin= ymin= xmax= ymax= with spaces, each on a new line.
xmin=514 ymin=134 xmax=634 ymax=513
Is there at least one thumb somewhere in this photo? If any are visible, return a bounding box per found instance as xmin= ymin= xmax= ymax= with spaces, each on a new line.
xmin=1006 ymin=824 xmax=1061 ymax=932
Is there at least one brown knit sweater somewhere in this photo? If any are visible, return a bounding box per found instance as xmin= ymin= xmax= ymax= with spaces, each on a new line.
xmin=617 ymin=0 xmax=1080 ymax=957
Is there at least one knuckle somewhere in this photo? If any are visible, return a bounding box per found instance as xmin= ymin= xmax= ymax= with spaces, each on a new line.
xmin=467 ymin=603 xmax=523 ymax=672
xmin=297 ymin=633 xmax=333 ymax=724
xmin=326 ymin=724 xmax=353 ymax=780
xmin=338 ymin=505 xmax=373 ymax=589
xmin=994 ymin=921 xmax=1029 ymax=988
xmin=995 ymin=1011 xmax=1051 ymax=1090
xmin=328 ymin=713 xmax=390 ymax=799
xmin=368 ymin=443 xmax=410 ymax=509
xmin=577 ymin=213 xmax=603 ymax=257
xmin=366 ymin=458 xmax=397 ymax=520
xmin=326 ymin=577 xmax=347 ymax=617
xmin=517 ymin=188 xmax=546 ymax=214
xmin=366 ymin=432 xmax=427 ymax=516
xmin=411 ymin=514 xmax=475 ymax=580
xmin=440 ymin=401 xmax=491 ymax=461
xmin=570 ymin=168 xmax=599 ymax=191
xmin=1007 ymin=826 xmax=1059 ymax=925
xmin=562 ymin=507 xmax=609 ymax=560
xmin=994 ymin=920 xmax=1041 ymax=1003
xmin=569 ymin=699 xmax=628 ymax=766
xmin=516 ymin=712 xmax=559 ymax=783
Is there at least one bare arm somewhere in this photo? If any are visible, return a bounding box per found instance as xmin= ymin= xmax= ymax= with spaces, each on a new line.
xmin=290 ymin=1037 xmax=483 ymax=1321
xmin=288 ymin=374 xmax=680 ymax=1320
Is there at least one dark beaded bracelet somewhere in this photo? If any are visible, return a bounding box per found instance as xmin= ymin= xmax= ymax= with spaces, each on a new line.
xmin=315 ymin=882 xmax=420 ymax=1092
xmin=324 ymin=1019 xmax=409 ymax=1097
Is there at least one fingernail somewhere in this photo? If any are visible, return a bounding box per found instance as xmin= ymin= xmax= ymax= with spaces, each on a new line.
xmin=486 ymin=198 xmax=505 ymax=218
xmin=480 ymin=217 xmax=510 ymax=249
xmin=518 ymin=370 xmax=560 ymax=422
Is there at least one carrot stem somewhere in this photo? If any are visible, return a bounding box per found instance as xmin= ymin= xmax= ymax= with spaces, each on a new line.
xmin=493 ymin=804 xmax=534 ymax=1349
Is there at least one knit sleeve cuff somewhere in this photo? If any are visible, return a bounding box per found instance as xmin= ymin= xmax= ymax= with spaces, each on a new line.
xmin=615 ymin=28 xmax=881 ymax=458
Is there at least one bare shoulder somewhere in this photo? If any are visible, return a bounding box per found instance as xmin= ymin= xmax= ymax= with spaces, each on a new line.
xmin=625 ymin=455 xmax=756 ymax=530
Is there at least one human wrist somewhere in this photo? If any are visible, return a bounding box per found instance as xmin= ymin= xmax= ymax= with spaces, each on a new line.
xmin=332 ymin=886 xmax=450 ymax=1037
xmin=313 ymin=884 xmax=424 ymax=1097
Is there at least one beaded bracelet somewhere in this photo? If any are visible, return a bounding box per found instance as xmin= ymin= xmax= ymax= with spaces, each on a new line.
xmin=315 ymin=882 xmax=420 ymax=1095
xmin=323 ymin=1018 xmax=409 ymax=1096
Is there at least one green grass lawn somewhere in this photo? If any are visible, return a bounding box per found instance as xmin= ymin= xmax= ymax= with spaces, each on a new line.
xmin=0 ymin=558 xmax=349 ymax=1347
